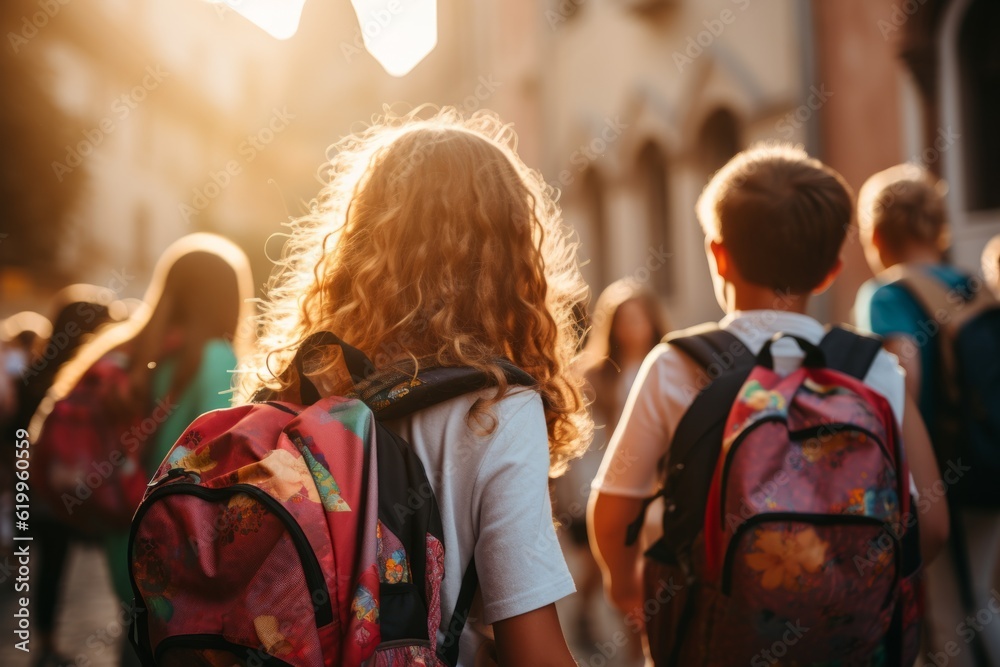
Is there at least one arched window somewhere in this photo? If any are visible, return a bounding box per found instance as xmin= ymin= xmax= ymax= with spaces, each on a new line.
xmin=696 ymin=108 xmax=741 ymax=176
xmin=958 ymin=0 xmax=1000 ymax=211
xmin=637 ymin=143 xmax=671 ymax=297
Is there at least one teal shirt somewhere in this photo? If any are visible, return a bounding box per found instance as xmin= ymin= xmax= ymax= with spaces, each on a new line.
xmin=105 ymin=338 xmax=238 ymax=602
xmin=854 ymin=264 xmax=969 ymax=436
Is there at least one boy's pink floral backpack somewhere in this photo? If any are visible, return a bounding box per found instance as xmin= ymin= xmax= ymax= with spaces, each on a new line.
xmin=128 ymin=332 xmax=533 ymax=666
xmin=627 ymin=326 xmax=923 ymax=666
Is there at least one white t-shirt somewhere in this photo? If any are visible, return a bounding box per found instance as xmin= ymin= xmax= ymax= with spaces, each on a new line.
xmin=592 ymin=311 xmax=910 ymax=505
xmin=386 ymin=387 xmax=576 ymax=666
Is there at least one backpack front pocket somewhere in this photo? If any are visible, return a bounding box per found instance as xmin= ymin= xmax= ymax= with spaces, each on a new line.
xmin=715 ymin=513 xmax=897 ymax=663
xmin=130 ymin=483 xmax=334 ymax=666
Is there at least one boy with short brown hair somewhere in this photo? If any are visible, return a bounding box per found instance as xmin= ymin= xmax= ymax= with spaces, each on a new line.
xmin=590 ymin=144 xmax=947 ymax=664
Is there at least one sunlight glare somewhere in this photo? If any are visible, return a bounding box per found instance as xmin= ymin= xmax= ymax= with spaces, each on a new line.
xmin=210 ymin=0 xmax=307 ymax=40
xmin=350 ymin=0 xmax=438 ymax=77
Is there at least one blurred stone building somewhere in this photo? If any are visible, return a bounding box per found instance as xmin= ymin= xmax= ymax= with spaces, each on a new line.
xmin=7 ymin=0 xmax=496 ymax=306
xmin=7 ymin=0 xmax=999 ymax=329
xmin=526 ymin=0 xmax=1000 ymax=326
xmin=531 ymin=0 xmax=810 ymax=327
xmin=814 ymin=0 xmax=1000 ymax=320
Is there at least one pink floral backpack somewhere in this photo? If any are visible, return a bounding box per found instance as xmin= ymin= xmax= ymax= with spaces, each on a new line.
xmin=627 ymin=326 xmax=923 ymax=666
xmin=128 ymin=332 xmax=533 ymax=666
xmin=34 ymin=350 xmax=152 ymax=534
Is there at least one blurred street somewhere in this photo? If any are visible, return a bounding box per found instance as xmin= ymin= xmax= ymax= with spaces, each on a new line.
xmin=0 ymin=546 xmax=120 ymax=667
xmin=0 ymin=542 xmax=639 ymax=667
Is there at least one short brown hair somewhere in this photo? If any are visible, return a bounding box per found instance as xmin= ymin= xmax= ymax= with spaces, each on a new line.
xmin=696 ymin=143 xmax=853 ymax=294
xmin=858 ymin=163 xmax=949 ymax=254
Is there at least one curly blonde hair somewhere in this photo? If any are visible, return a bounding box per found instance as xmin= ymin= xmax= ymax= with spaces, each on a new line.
xmin=238 ymin=108 xmax=592 ymax=476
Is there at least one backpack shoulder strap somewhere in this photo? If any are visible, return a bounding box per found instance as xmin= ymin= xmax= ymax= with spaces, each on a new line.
xmin=626 ymin=325 xmax=755 ymax=549
xmin=363 ymin=362 xmax=536 ymax=421
xmin=880 ymin=265 xmax=999 ymax=338
xmin=661 ymin=324 xmax=755 ymax=466
xmin=275 ymin=331 xmax=536 ymax=417
xmin=879 ymin=266 xmax=999 ymax=403
xmin=437 ymin=559 xmax=477 ymax=666
xmin=819 ymin=325 xmax=883 ymax=380
xmin=664 ymin=323 xmax=748 ymax=373
xmin=881 ymin=264 xmax=954 ymax=322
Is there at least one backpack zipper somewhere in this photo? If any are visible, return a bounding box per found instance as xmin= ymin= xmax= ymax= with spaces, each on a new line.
xmin=133 ymin=482 xmax=334 ymax=628
xmin=718 ymin=419 xmax=893 ymax=525
xmin=717 ymin=415 xmax=782 ymax=524
xmin=788 ymin=424 xmax=893 ymax=466
xmin=721 ymin=511 xmax=896 ymax=595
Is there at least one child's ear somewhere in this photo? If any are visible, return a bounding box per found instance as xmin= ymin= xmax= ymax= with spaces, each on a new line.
xmin=709 ymin=239 xmax=733 ymax=281
xmin=870 ymin=226 xmax=888 ymax=255
xmin=812 ymin=257 xmax=844 ymax=295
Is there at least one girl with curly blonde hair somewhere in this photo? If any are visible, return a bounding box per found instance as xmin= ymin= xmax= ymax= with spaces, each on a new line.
xmin=239 ymin=108 xmax=591 ymax=666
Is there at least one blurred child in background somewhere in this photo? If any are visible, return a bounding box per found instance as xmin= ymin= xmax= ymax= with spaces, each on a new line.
xmin=855 ymin=164 xmax=1000 ymax=666
xmin=19 ymin=286 xmax=123 ymax=667
xmin=1 ymin=311 xmax=52 ymax=418
xmin=555 ymin=279 xmax=667 ymax=650
xmin=32 ymin=233 xmax=253 ymax=667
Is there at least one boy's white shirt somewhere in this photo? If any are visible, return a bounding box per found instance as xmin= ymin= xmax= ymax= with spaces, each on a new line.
xmin=592 ymin=310 xmax=913 ymax=505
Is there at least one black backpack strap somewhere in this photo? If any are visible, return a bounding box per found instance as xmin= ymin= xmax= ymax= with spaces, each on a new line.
xmin=281 ymin=331 xmax=535 ymax=415
xmin=819 ymin=325 xmax=883 ymax=379
xmin=625 ymin=325 xmax=755 ymax=553
xmin=437 ymin=559 xmax=478 ymax=666
xmin=360 ymin=361 xmax=536 ymax=421
xmin=665 ymin=323 xmax=746 ymax=373
xmin=660 ymin=325 xmax=755 ymax=468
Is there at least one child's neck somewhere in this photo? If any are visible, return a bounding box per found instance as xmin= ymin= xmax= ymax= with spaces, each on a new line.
xmin=727 ymin=282 xmax=810 ymax=315
xmin=900 ymin=246 xmax=944 ymax=267
xmin=881 ymin=243 xmax=943 ymax=269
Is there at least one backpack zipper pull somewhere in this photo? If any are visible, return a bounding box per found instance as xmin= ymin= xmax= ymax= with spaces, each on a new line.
xmin=148 ymin=467 xmax=196 ymax=489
